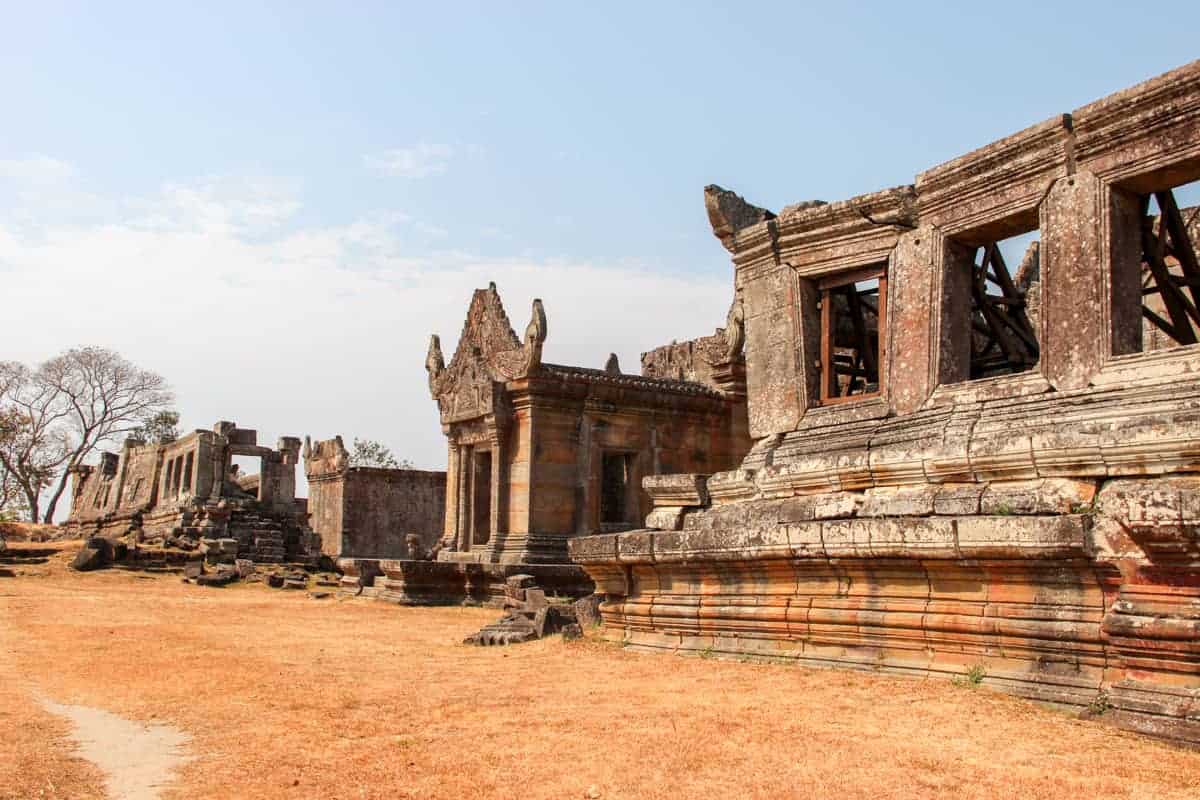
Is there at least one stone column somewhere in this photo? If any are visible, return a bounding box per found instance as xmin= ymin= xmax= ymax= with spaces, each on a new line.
xmin=888 ymin=225 xmax=942 ymax=414
xmin=1039 ymin=170 xmax=1110 ymax=390
xmin=456 ymin=445 xmax=471 ymax=552
xmin=742 ymin=263 xmax=804 ymax=437
xmin=934 ymin=234 xmax=977 ymax=386
xmin=443 ymin=442 xmax=460 ymax=551
xmin=487 ymin=423 xmax=506 ymax=555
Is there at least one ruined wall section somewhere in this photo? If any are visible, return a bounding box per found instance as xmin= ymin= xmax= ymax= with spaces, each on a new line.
xmin=117 ymin=442 xmax=162 ymax=511
xmin=640 ymin=333 xmax=723 ymax=387
xmin=65 ymin=421 xmax=317 ymax=564
xmin=341 ymin=468 xmax=446 ymax=559
xmin=303 ymin=435 xmax=447 ymax=559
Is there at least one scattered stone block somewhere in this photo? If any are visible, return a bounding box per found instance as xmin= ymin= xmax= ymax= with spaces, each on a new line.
xmin=71 ymin=544 xmax=109 ymax=572
xmin=195 ymin=568 xmax=237 ymax=587
xmin=573 ymin=594 xmax=603 ymax=629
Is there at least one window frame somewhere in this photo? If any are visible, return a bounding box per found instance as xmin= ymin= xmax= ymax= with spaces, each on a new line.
xmin=817 ymin=264 xmax=888 ymax=406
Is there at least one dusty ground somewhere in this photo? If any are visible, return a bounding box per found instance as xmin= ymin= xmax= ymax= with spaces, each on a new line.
xmin=2 ymin=541 xmax=1198 ymax=800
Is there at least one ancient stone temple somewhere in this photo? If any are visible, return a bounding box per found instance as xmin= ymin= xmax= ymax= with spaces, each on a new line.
xmin=65 ymin=420 xmax=318 ymax=563
xmin=355 ymin=282 xmax=752 ymax=604
xmin=303 ymin=434 xmax=446 ymax=559
xmin=570 ymin=61 xmax=1200 ymax=743
xmin=427 ymin=282 xmax=750 ymax=563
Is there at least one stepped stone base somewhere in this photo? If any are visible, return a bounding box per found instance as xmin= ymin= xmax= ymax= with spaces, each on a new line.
xmin=571 ymin=479 xmax=1200 ymax=745
xmin=356 ymin=559 xmax=592 ymax=606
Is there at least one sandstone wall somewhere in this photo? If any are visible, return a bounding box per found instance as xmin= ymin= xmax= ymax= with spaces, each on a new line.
xmin=308 ymin=467 xmax=447 ymax=559
xmin=340 ymin=468 xmax=446 ymax=559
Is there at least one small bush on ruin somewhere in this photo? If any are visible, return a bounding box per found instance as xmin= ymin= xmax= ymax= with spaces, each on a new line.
xmin=1087 ymin=692 xmax=1111 ymax=716
xmin=953 ymin=665 xmax=987 ymax=688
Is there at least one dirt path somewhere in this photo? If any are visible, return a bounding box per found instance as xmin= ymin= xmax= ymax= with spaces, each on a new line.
xmin=37 ymin=696 xmax=192 ymax=800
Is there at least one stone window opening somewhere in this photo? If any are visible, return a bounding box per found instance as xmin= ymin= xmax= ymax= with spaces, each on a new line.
xmin=599 ymin=451 xmax=636 ymax=532
xmin=1124 ymin=180 xmax=1200 ymax=353
xmin=471 ymin=449 xmax=492 ymax=546
xmin=970 ymin=235 xmax=1041 ymax=379
xmin=817 ymin=265 xmax=887 ymax=404
xmin=230 ymin=454 xmax=264 ymax=500
xmin=181 ymin=452 xmax=194 ymax=496
xmin=942 ymin=224 xmax=1041 ymax=383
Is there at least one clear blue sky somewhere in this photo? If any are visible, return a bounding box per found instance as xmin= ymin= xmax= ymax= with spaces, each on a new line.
xmin=1 ymin=2 xmax=1198 ymax=493
xmin=5 ymin=2 xmax=1197 ymax=277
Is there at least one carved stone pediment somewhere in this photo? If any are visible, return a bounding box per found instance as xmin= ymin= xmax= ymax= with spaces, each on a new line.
xmin=427 ymin=284 xmax=548 ymax=424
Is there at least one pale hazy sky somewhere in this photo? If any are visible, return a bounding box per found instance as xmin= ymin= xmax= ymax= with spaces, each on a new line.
xmin=2 ymin=2 xmax=1198 ymax=505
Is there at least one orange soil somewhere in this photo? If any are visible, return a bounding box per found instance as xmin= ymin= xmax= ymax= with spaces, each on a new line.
xmin=1 ymin=540 xmax=1198 ymax=800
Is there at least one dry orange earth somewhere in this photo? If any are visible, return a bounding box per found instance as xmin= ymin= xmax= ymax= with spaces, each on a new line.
xmin=1 ymin=540 xmax=1198 ymax=800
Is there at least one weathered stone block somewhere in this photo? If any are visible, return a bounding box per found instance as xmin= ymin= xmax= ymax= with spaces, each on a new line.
xmin=567 ymin=534 xmax=618 ymax=564
xmin=707 ymin=469 xmax=758 ymax=505
xmin=954 ymin=515 xmax=1087 ymax=559
xmin=860 ymin=486 xmax=937 ymax=518
xmin=644 ymin=506 xmax=687 ymax=531
xmin=980 ymin=479 xmax=1097 ymax=515
xmin=813 ymin=492 xmax=861 ymax=520
xmin=643 ymin=474 xmax=708 ymax=507
xmin=616 ymin=531 xmax=655 ymax=563
xmin=933 ymin=484 xmax=985 ymax=516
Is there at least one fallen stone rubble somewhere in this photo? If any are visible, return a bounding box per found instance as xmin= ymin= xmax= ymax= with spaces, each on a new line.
xmin=68 ymin=533 xmax=340 ymax=598
xmin=464 ymin=574 xmax=601 ymax=646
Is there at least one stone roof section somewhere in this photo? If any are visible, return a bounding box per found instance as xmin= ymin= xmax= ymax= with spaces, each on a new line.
xmin=538 ymin=363 xmax=725 ymax=398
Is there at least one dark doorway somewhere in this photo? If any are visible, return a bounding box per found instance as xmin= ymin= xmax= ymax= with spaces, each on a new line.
xmin=472 ymin=450 xmax=492 ymax=545
xmin=600 ymin=452 xmax=632 ymax=529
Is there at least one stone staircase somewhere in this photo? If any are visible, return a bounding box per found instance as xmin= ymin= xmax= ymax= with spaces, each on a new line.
xmin=227 ymin=509 xmax=287 ymax=563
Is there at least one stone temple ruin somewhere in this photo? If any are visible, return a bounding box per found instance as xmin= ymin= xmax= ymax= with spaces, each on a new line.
xmin=303 ymin=435 xmax=446 ymax=560
xmin=339 ymin=282 xmax=752 ymax=605
xmin=56 ymin=59 xmax=1200 ymax=746
xmin=65 ymin=421 xmax=318 ymax=563
xmin=569 ymin=61 xmax=1200 ymax=744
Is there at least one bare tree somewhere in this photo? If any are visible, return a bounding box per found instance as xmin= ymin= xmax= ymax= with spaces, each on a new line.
xmin=0 ymin=408 xmax=33 ymax=521
xmin=0 ymin=348 xmax=174 ymax=523
xmin=0 ymin=363 xmax=73 ymax=522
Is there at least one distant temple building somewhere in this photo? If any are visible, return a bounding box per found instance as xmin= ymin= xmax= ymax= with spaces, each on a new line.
xmin=65 ymin=420 xmax=317 ymax=563
xmin=341 ymin=283 xmax=752 ymax=604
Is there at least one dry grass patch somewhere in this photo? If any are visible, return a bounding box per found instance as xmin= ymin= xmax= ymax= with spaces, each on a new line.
xmin=1 ymin=541 xmax=1198 ymax=800
xmin=0 ymin=552 xmax=106 ymax=800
